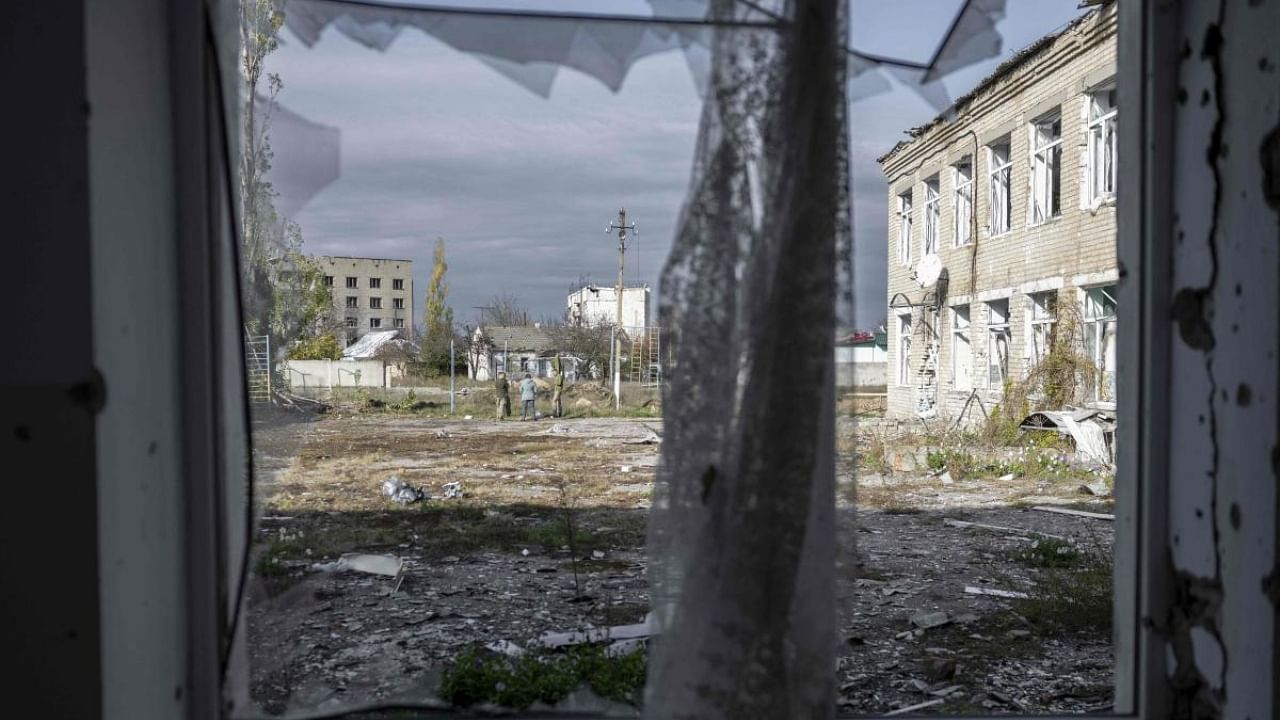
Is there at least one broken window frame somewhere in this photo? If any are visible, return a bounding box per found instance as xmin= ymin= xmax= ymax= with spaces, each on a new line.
xmin=1027 ymin=291 xmax=1057 ymax=370
xmin=951 ymin=304 xmax=972 ymax=390
xmin=1030 ymin=111 xmax=1063 ymax=224
xmin=1082 ymin=285 xmax=1117 ymax=405
xmin=896 ymin=190 xmax=913 ymax=265
xmin=953 ymin=159 xmax=973 ymax=246
xmin=923 ymin=175 xmax=940 ymax=256
xmin=344 ymin=296 xmax=358 ymax=309
xmin=987 ymin=138 xmax=1012 ymax=235
xmin=345 ymin=316 xmax=357 ymax=328
xmin=369 ymin=277 xmax=382 ymax=289
xmin=1088 ymin=87 xmax=1118 ymax=204
xmin=393 ymin=298 xmax=405 ymax=309
xmin=345 ymin=276 xmax=358 ymax=288
xmin=369 ymin=317 xmax=382 ymax=329
xmin=369 ymin=297 xmax=382 ymax=309
xmin=987 ymin=298 xmax=1010 ymax=389
xmin=392 ymin=278 xmax=405 ymax=290
xmin=896 ymin=311 xmax=913 ymax=386
xmin=394 ymin=318 xmax=405 ymax=329
xmin=323 ymin=274 xmax=334 ymax=287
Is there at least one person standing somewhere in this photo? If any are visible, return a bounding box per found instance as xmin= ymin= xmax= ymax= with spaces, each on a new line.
xmin=519 ymin=373 xmax=537 ymax=420
xmin=494 ymin=371 xmax=510 ymax=420
xmin=551 ymin=356 xmax=565 ymax=418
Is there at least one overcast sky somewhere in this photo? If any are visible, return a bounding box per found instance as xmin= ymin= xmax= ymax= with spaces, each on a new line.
xmin=265 ymin=0 xmax=1086 ymax=329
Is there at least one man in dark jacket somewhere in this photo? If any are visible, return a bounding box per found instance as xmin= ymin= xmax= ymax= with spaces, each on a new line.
xmin=494 ymin=371 xmax=510 ymax=420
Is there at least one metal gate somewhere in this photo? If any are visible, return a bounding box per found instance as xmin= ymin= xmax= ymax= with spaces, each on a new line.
xmin=245 ymin=334 xmax=271 ymax=404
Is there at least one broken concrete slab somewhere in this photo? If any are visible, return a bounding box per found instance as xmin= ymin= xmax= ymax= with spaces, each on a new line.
xmin=311 ymin=553 xmax=403 ymax=577
xmin=964 ymin=585 xmax=1030 ymax=599
xmin=1031 ymin=505 xmax=1114 ymax=521
xmin=910 ymin=611 xmax=952 ymax=630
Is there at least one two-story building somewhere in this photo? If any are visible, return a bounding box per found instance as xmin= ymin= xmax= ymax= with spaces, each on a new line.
xmin=879 ymin=2 xmax=1117 ymax=423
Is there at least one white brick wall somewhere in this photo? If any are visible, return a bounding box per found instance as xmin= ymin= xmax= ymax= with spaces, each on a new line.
xmin=879 ymin=6 xmax=1118 ymax=423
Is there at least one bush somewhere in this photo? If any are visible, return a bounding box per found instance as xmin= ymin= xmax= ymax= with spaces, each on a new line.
xmin=440 ymin=645 xmax=647 ymax=709
xmin=289 ymin=333 xmax=342 ymax=360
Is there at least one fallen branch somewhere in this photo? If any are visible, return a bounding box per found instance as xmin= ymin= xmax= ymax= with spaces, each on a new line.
xmin=964 ymin=585 xmax=1030 ymax=599
xmin=1031 ymin=505 xmax=1114 ymax=521
xmin=885 ymin=698 xmax=946 ymax=716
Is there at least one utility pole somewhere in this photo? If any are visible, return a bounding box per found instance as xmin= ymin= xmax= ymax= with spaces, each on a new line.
xmin=605 ymin=208 xmax=636 ymax=409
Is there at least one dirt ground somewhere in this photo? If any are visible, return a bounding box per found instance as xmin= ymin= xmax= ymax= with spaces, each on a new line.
xmin=245 ymin=409 xmax=1115 ymax=717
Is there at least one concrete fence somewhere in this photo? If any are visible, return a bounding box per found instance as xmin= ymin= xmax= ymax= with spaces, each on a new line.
xmin=836 ymin=361 xmax=887 ymax=391
xmin=283 ymin=359 xmax=391 ymax=389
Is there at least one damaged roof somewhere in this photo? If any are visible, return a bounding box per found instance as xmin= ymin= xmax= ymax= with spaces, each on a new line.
xmin=342 ymin=330 xmax=420 ymax=360
xmin=877 ymin=1 xmax=1113 ymax=165
xmin=481 ymin=325 xmax=557 ymax=352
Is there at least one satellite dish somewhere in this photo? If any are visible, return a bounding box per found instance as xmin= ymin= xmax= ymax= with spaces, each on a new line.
xmin=915 ymin=253 xmax=943 ymax=288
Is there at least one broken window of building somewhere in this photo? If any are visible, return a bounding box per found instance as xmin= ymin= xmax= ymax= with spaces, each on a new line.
xmin=369 ymin=297 xmax=382 ymax=309
xmin=897 ymin=190 xmax=913 ymax=265
xmin=923 ymin=175 xmax=940 ymax=256
xmin=1083 ymin=285 xmax=1117 ymax=403
xmin=1088 ymin=87 xmax=1117 ymax=204
xmin=394 ymin=318 xmax=405 ymax=328
xmin=369 ymin=317 xmax=382 ymax=329
xmin=323 ymin=274 xmax=333 ymax=286
xmin=345 ymin=296 xmax=358 ymax=308
xmin=345 ymin=316 xmax=356 ymax=327
xmin=951 ymin=304 xmax=971 ymax=390
xmin=369 ymin=277 xmax=382 ymax=289
xmin=897 ymin=311 xmax=913 ymax=386
xmin=953 ymin=159 xmax=973 ymax=246
xmin=1030 ymin=112 xmax=1062 ymax=224
xmin=392 ymin=278 xmax=404 ymax=290
xmin=345 ymin=276 xmax=357 ymax=288
xmin=987 ymin=298 xmax=1010 ymax=388
xmin=393 ymin=298 xmax=404 ymax=309
xmin=987 ymin=138 xmax=1012 ymax=235
xmin=1028 ymin=291 xmax=1057 ymax=369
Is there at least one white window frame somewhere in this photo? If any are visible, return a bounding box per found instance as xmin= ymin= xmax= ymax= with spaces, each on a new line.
xmin=393 ymin=298 xmax=405 ymax=309
xmin=987 ymin=139 xmax=1012 ymax=235
xmin=369 ymin=277 xmax=382 ymax=289
xmin=1027 ymin=291 xmax=1057 ymax=370
xmin=394 ymin=318 xmax=405 ymax=329
xmin=953 ymin=160 xmax=973 ymax=246
xmin=345 ymin=296 xmax=358 ymax=309
xmin=392 ymin=278 xmax=404 ymax=290
xmin=896 ymin=191 xmax=913 ymax=266
xmin=345 ymin=276 xmax=358 ymax=288
xmin=923 ymin=176 xmax=940 ymax=256
xmin=951 ymin=305 xmax=972 ymax=390
xmin=369 ymin=317 xmax=382 ymax=329
xmin=987 ymin=298 xmax=1010 ymax=389
xmin=1030 ymin=112 xmax=1063 ymax=224
xmin=345 ymin=316 xmax=357 ymax=328
xmin=369 ymin=297 xmax=382 ymax=309
xmin=896 ymin=311 xmax=913 ymax=386
xmin=1088 ymin=87 xmax=1118 ymax=204
xmin=1083 ymin=285 xmax=1117 ymax=405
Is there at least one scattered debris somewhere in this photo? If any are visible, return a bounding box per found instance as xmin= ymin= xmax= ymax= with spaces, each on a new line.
xmin=998 ymin=473 xmax=1016 ymax=481
xmin=922 ymin=657 xmax=957 ymax=682
xmin=591 ymin=550 xmax=606 ymax=560
xmin=1031 ymin=505 xmax=1114 ymax=521
xmin=939 ymin=471 xmax=954 ymax=485
xmin=885 ymin=698 xmax=945 ymax=715
xmin=382 ymin=475 xmax=427 ymax=504
xmin=964 ymin=585 xmax=1030 ymax=599
xmin=1078 ymin=482 xmax=1111 ymax=497
xmin=441 ymin=481 xmax=464 ymax=499
xmin=484 ymin=640 xmax=526 ymax=658
xmin=943 ymin=518 xmax=1068 ymax=541
xmin=534 ymin=616 xmax=657 ymax=649
xmin=620 ymin=465 xmax=633 ymax=473
xmin=1020 ymin=409 xmax=1115 ymax=466
xmin=604 ymin=638 xmax=645 ymax=658
xmin=435 ymin=429 xmax=450 ymax=439
xmin=910 ymin=611 xmax=952 ymax=630
xmin=310 ymin=553 xmax=403 ymax=577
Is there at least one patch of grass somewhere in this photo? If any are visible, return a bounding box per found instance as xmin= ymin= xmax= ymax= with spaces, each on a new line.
xmin=1012 ymin=544 xmax=1113 ymax=633
xmin=439 ymin=645 xmax=646 ymax=709
xmin=1013 ymin=537 xmax=1083 ymax=569
xmin=524 ymin=517 xmax=597 ymax=551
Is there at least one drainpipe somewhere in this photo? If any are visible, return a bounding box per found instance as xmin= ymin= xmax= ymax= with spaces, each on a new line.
xmin=968 ymin=129 xmax=980 ymax=298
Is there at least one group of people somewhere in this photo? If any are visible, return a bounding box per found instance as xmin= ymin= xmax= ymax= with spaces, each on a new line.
xmin=493 ymin=356 xmax=565 ymax=421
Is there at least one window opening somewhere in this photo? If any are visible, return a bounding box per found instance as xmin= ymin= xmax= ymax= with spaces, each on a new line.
xmin=1083 ymin=285 xmax=1117 ymax=403
xmin=369 ymin=277 xmax=381 ymax=289
xmin=323 ymin=275 xmax=334 ymax=286
xmin=1088 ymin=88 xmax=1118 ymax=203
xmin=1031 ymin=112 xmax=1062 ymax=223
xmin=392 ymin=278 xmax=404 ymax=290
xmin=1028 ymin=291 xmax=1057 ymax=369
xmin=345 ymin=276 xmax=357 ymax=288
xmin=954 ymin=160 xmax=973 ymax=246
xmin=988 ymin=138 xmax=1012 ymax=235
xmin=369 ymin=297 xmax=382 ymax=309
xmin=897 ymin=312 xmax=913 ymax=386
xmin=951 ymin=304 xmax=971 ymax=390
xmin=987 ymin=298 xmax=1010 ymax=388
xmin=369 ymin=317 xmax=382 ymax=329
xmin=897 ymin=190 xmax=913 ymax=265
xmin=344 ymin=296 xmax=358 ymax=309
xmin=923 ymin=175 xmax=940 ymax=256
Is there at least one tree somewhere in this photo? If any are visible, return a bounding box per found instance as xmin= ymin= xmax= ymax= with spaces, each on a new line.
xmin=461 ymin=324 xmax=490 ymax=379
xmin=421 ymin=238 xmax=456 ymax=373
xmin=480 ymin=293 xmax=529 ymax=327
xmin=547 ymin=322 xmax=614 ymax=382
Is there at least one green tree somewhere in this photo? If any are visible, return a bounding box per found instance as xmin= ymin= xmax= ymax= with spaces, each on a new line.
xmin=422 ymin=238 xmax=456 ymax=373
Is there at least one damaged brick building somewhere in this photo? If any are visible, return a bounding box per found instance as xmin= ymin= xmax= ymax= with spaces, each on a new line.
xmin=880 ymin=2 xmax=1117 ymax=423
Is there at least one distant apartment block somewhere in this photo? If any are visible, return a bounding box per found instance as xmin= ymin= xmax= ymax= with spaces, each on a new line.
xmin=567 ymin=285 xmax=651 ymax=330
xmin=316 ymin=255 xmax=414 ymax=345
xmin=879 ymin=3 xmax=1117 ymax=423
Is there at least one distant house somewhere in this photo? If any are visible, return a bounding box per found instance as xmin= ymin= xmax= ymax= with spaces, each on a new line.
xmin=284 ymin=330 xmax=420 ymax=390
xmin=836 ymin=329 xmax=888 ymax=390
xmin=468 ymin=325 xmax=581 ymax=382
